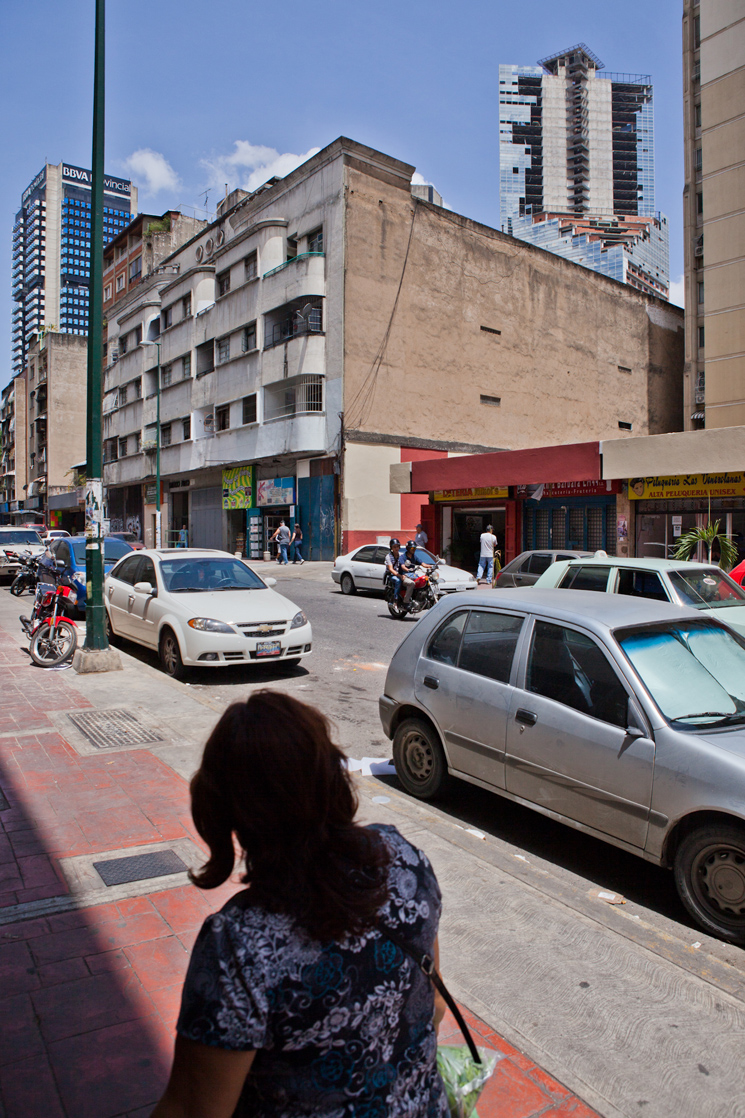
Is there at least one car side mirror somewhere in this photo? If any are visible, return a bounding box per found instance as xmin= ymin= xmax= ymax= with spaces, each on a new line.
xmin=626 ymin=698 xmax=647 ymax=739
xmin=264 ymin=576 xmax=277 ymax=587
xmin=56 ymin=559 xmax=66 ymax=569
xmin=134 ymin=581 xmax=156 ymax=596
xmin=437 ymin=558 xmax=446 ymax=567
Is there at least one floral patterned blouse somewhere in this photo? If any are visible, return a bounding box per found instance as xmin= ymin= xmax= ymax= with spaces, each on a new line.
xmin=177 ymin=823 xmax=448 ymax=1118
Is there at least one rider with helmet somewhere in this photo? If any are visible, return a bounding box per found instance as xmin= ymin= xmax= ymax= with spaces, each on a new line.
xmin=384 ymin=538 xmax=413 ymax=607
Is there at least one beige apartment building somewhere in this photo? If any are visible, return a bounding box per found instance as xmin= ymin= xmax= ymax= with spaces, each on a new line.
xmin=683 ymin=0 xmax=745 ymax=429
xmin=99 ymin=137 xmax=683 ymax=560
xmin=0 ymin=374 xmax=27 ymax=516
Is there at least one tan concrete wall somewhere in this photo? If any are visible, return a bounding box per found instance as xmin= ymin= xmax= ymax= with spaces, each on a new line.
xmin=601 ymin=425 xmax=745 ymax=479
xmin=342 ymin=166 xmax=684 ymax=451
xmin=343 ymin=442 xmax=401 ymax=533
xmin=46 ymin=335 xmax=88 ymax=491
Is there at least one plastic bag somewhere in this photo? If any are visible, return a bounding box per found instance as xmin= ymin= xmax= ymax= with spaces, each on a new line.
xmin=436 ymin=1044 xmax=501 ymax=1118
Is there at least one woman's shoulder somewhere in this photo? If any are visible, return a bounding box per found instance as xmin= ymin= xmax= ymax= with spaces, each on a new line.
xmin=367 ymin=823 xmax=434 ymax=873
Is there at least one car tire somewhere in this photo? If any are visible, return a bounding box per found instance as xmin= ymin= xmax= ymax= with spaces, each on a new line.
xmin=393 ymin=718 xmax=449 ymax=800
xmin=159 ymin=628 xmax=187 ymax=680
xmin=674 ymin=823 xmax=745 ymax=944
xmin=340 ymin=572 xmax=356 ymax=596
xmin=104 ymin=609 xmax=118 ymax=646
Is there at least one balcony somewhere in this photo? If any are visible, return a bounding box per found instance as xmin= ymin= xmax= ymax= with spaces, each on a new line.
xmin=261 ymin=253 xmax=326 ymax=310
xmin=264 ymin=301 xmax=323 ymax=350
xmin=264 ymin=374 xmax=324 ymax=422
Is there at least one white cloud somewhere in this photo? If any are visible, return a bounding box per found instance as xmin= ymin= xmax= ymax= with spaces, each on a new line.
xmin=200 ymin=141 xmax=321 ymax=194
xmin=668 ymin=274 xmax=685 ymax=308
xmin=122 ymin=148 xmax=181 ymax=195
xmin=411 ymin=171 xmax=431 ymax=186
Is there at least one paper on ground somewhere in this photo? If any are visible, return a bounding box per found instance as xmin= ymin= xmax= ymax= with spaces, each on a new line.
xmin=345 ymin=757 xmax=396 ymax=776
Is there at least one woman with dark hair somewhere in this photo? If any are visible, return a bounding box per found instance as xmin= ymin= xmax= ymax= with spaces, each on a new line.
xmin=151 ymin=690 xmax=447 ymax=1118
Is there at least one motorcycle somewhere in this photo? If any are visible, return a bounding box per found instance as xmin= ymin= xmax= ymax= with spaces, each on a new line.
xmin=7 ymin=550 xmax=41 ymax=597
xmin=385 ymin=564 xmax=441 ymax=620
xmin=20 ymin=562 xmax=79 ymax=667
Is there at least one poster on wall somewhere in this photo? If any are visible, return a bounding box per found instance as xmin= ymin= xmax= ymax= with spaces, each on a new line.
xmin=222 ymin=466 xmax=253 ymax=509
xmin=628 ymin=473 xmax=745 ymax=500
xmin=257 ymin=477 xmax=295 ymax=506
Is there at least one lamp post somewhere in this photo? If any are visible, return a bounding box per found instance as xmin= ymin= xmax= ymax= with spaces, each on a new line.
xmin=140 ymin=339 xmax=161 ymax=547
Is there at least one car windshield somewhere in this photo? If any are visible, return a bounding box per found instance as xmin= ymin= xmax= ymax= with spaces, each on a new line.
xmin=0 ymin=530 xmax=43 ymax=545
xmin=159 ymin=557 xmax=267 ymax=592
xmin=618 ymin=619 xmax=745 ymax=726
xmin=414 ymin=547 xmax=436 ymax=565
xmin=667 ymin=567 xmax=745 ymax=609
xmin=70 ymin=538 xmax=133 ymax=564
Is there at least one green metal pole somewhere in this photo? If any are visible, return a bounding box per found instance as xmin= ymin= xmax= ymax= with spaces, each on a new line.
xmin=84 ymin=0 xmax=107 ymax=650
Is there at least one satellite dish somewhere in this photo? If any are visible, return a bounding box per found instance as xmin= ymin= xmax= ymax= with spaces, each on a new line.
xmin=295 ymin=302 xmax=314 ymax=322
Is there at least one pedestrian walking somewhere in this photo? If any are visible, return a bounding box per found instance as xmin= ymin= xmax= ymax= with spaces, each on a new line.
xmin=414 ymin=522 xmax=429 ymax=548
xmin=477 ymin=524 xmax=498 ymax=583
xmin=151 ymin=691 xmax=448 ymax=1118
xmin=269 ymin=520 xmax=291 ymax=564
xmin=177 ymin=523 xmax=188 ymax=548
xmin=290 ymin=522 xmax=305 ymax=564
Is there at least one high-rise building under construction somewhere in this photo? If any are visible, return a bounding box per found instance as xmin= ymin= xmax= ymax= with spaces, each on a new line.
xmin=499 ymin=44 xmax=669 ymax=299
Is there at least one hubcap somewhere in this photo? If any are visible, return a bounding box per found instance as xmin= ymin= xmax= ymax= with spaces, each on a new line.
xmin=403 ymin=731 xmax=434 ymax=783
xmin=163 ymin=638 xmax=178 ymax=673
xmin=693 ymin=844 xmax=745 ymax=923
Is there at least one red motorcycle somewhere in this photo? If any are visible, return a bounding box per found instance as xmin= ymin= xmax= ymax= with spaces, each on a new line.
xmin=20 ymin=563 xmax=78 ymax=667
xmin=385 ymin=564 xmax=441 ymax=620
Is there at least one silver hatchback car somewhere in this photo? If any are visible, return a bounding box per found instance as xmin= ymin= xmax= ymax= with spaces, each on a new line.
xmin=379 ymin=588 xmax=745 ymax=943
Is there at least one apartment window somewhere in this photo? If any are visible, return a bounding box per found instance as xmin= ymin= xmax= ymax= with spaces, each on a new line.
xmin=243 ymin=393 xmax=257 ymax=424
xmin=118 ymin=437 xmax=128 ymax=458
xmin=693 ymin=14 xmax=700 ymax=47
xmin=217 ymin=270 xmax=231 ymax=297
xmin=162 ymin=364 xmax=172 ymax=387
xmin=217 ymin=337 xmax=230 ymax=364
xmin=182 ymin=293 xmax=192 ymax=318
xmin=134 ymin=431 xmax=141 ymax=453
xmin=286 ymin=236 xmax=297 ymax=262
xmin=133 ymin=325 xmax=142 ymax=346
xmin=119 ymin=384 xmax=128 ymax=406
xmin=242 ymin=322 xmax=257 ymax=352
xmin=182 ymin=353 xmax=191 ymax=379
xmin=161 ymin=423 xmax=172 ymax=447
xmin=698 ymin=325 xmax=705 ymax=350
xmin=196 ymin=340 xmax=214 ymax=376
xmin=129 ymin=256 xmax=142 ymax=282
xmin=697 ymin=192 xmax=703 ymax=215
xmin=695 ymin=103 xmax=701 ymax=128
xmin=698 ymin=281 xmax=705 ymax=305
xmin=133 ymin=377 xmax=142 ymax=399
xmin=120 ymin=334 xmax=128 ymax=355
xmin=116 ymin=274 xmax=125 ymax=292
xmin=308 ymin=227 xmax=324 ymax=254
xmin=695 ymin=148 xmax=702 ymax=171
xmin=216 ymin=404 xmax=230 ymax=431
xmin=244 ymin=252 xmax=257 ymax=281
xmin=162 ymin=305 xmax=173 ymax=330
xmin=104 ymin=284 xmax=112 ymax=301
xmin=182 ymin=417 xmax=191 ymax=441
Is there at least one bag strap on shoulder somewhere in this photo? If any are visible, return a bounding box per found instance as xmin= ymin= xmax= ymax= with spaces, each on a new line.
xmin=375 ymin=922 xmax=481 ymax=1065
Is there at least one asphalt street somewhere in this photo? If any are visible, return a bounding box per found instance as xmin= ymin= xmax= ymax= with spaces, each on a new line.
xmin=3 ymin=569 xmax=745 ymax=1116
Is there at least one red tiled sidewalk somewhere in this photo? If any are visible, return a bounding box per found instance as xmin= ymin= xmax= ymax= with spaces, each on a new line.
xmin=0 ymin=623 xmax=600 ymax=1117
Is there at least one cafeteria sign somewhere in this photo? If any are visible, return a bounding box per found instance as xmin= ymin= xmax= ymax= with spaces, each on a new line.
xmin=628 ymin=473 xmax=745 ymax=500
xmin=434 ymin=486 xmax=509 ymax=502
xmin=222 ymin=466 xmax=253 ymax=509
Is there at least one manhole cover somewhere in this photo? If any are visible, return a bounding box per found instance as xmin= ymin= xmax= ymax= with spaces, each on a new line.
xmin=0 ymin=786 xmax=9 ymax=811
xmin=67 ymin=709 xmax=163 ymax=749
xmin=93 ymin=849 xmax=188 ymax=886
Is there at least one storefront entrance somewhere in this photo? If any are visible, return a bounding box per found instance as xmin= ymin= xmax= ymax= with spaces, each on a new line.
xmin=635 ymin=502 xmax=745 ymax=563
xmin=448 ymin=508 xmax=506 ymax=572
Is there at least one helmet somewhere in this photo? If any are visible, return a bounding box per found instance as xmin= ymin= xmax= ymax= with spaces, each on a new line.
xmin=406 ymin=540 xmax=416 ymax=550
xmin=389 ymin=538 xmax=400 ymax=548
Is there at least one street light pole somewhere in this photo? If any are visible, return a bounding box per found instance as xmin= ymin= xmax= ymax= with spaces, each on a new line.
xmin=140 ymin=339 xmax=161 ymax=547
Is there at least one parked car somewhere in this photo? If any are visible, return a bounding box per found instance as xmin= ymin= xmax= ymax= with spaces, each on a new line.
xmin=104 ymin=548 xmax=312 ymax=678
xmin=379 ymin=587 xmax=745 ymax=943
xmin=332 ymin=544 xmax=477 ymax=595
xmin=108 ymin=531 xmax=145 ymax=550
xmin=533 ymin=556 xmax=745 ymax=638
xmin=0 ymin=527 xmax=46 ymax=580
xmin=46 ymin=535 xmax=133 ymax=613
xmin=493 ymin=549 xmax=593 ymax=588
xmin=43 ymin=529 xmax=71 ymax=543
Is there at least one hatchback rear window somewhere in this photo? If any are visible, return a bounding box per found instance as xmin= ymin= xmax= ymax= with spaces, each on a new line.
xmin=560 ymin=566 xmax=609 ymax=592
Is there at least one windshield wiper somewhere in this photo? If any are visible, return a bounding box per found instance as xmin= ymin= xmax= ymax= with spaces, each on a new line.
xmin=171 ymin=586 xmax=205 ymax=592
xmin=673 ymin=710 xmax=745 ymax=726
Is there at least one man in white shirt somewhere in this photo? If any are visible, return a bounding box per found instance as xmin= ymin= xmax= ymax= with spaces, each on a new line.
xmin=477 ymin=524 xmax=498 ymax=583
xmin=414 ymin=523 xmax=428 ymax=548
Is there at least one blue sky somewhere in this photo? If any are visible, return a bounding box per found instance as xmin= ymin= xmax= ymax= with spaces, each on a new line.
xmin=1 ymin=0 xmax=685 ymax=391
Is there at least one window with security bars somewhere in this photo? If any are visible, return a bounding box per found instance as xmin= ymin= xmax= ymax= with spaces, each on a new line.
xmin=244 ymin=252 xmax=257 ymax=281
xmin=217 ymin=337 xmax=230 ymax=364
xmin=182 ymin=417 xmax=191 ymax=441
xmin=569 ymin=509 xmax=584 ymax=550
xmin=308 ymin=227 xmax=323 ymax=253
xmin=587 ymin=508 xmax=604 ymax=552
xmin=535 ymin=509 xmax=550 ymax=549
xmin=182 ymin=354 xmax=191 ymax=379
xmin=551 ymin=509 xmax=566 ymax=548
xmin=161 ymin=424 xmax=172 ymax=447
xmin=217 ymin=271 xmax=231 ymax=297
xmin=242 ymin=322 xmax=257 ymax=351
xmin=162 ymin=365 xmax=172 ymax=387
xmin=605 ymin=506 xmax=616 ymax=556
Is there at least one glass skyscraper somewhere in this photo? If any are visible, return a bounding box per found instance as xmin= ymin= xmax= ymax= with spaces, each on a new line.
xmin=12 ymin=161 xmax=137 ymax=377
xmin=499 ymin=44 xmax=668 ymax=299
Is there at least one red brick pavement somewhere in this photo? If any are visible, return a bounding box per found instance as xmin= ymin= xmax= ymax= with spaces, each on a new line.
xmin=0 ymin=623 xmax=600 ymax=1117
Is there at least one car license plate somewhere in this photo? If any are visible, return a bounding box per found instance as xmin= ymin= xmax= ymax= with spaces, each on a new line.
xmin=256 ymin=640 xmax=281 ymax=658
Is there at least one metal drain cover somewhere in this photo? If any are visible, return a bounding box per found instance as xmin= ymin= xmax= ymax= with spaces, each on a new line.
xmin=67 ymin=709 xmax=164 ymax=750
xmin=93 ymin=849 xmax=188 ymax=886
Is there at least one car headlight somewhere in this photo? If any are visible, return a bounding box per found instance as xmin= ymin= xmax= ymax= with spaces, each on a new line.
xmin=188 ymin=618 xmax=236 ymax=633
xmin=290 ymin=610 xmax=308 ymax=629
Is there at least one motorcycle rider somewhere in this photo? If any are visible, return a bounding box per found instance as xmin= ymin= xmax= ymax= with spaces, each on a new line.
xmin=384 ymin=538 xmax=413 ymax=608
xmin=398 ymin=540 xmax=430 ymax=607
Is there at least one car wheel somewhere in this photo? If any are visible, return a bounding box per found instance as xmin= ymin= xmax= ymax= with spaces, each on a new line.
xmin=159 ymin=628 xmax=187 ymax=680
xmin=674 ymin=824 xmax=745 ymax=943
xmin=340 ymin=572 xmax=356 ymax=595
xmin=104 ymin=609 xmax=118 ymax=646
xmin=393 ymin=718 xmax=449 ymax=799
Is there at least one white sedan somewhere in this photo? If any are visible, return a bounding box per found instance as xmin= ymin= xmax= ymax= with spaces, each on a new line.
xmin=105 ymin=548 xmax=312 ymax=678
xmin=332 ymin=544 xmax=478 ymax=595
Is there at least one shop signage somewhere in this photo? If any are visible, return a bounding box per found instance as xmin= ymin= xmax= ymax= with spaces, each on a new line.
xmin=628 ymin=473 xmax=745 ymax=500
xmin=516 ymin=480 xmax=621 ymax=499
xmin=257 ymin=477 xmax=295 ymax=507
xmin=144 ymin=484 xmax=157 ymax=504
xmin=222 ymin=466 xmax=253 ymax=509
xmin=434 ymin=486 xmax=509 ymax=502
xmin=62 ymin=164 xmax=131 ymax=195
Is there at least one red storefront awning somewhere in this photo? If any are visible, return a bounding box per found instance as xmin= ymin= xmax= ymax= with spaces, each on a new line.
xmin=410 ymin=441 xmax=601 ymax=493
